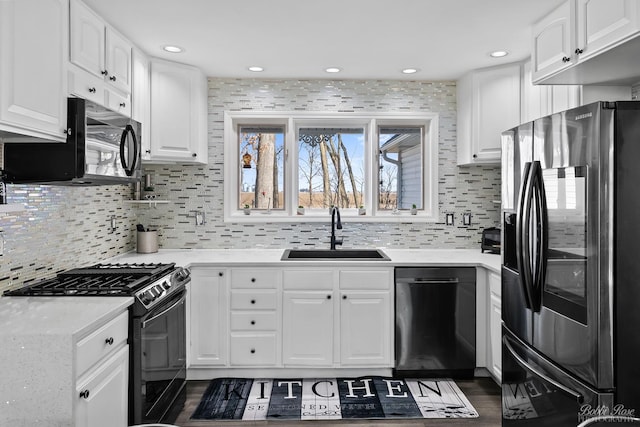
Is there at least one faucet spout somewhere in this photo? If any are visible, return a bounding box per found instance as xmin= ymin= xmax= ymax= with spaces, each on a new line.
xmin=330 ymin=207 xmax=343 ymax=250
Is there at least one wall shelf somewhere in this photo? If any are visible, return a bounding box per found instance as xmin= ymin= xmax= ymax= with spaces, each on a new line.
xmin=125 ymin=200 xmax=171 ymax=208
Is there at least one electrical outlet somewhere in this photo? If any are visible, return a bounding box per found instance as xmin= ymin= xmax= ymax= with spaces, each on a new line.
xmin=463 ymin=213 xmax=472 ymax=226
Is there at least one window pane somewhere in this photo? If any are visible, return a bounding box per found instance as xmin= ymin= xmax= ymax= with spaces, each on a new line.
xmin=378 ymin=127 xmax=423 ymax=210
xmin=298 ymin=127 xmax=364 ymax=209
xmin=239 ymin=126 xmax=285 ymax=210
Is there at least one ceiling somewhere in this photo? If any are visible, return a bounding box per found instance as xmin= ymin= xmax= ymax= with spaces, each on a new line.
xmin=84 ymin=0 xmax=566 ymax=81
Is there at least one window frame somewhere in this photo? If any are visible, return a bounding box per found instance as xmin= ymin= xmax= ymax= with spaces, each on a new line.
xmin=224 ymin=111 xmax=439 ymax=223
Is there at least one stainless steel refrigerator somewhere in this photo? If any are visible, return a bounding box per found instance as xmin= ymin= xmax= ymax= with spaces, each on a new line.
xmin=500 ymin=101 xmax=640 ymax=426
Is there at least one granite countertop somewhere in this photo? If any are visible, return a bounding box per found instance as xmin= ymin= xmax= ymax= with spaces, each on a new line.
xmin=110 ymin=248 xmax=501 ymax=273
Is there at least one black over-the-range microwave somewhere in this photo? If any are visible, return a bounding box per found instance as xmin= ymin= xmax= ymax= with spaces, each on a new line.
xmin=3 ymin=98 xmax=141 ymax=185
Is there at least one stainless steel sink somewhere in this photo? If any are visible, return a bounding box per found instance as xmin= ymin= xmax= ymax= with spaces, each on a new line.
xmin=281 ymin=249 xmax=390 ymax=261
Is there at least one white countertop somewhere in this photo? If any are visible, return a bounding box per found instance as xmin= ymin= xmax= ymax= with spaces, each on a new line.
xmin=0 ymin=296 xmax=133 ymax=337
xmin=110 ymin=248 xmax=501 ymax=273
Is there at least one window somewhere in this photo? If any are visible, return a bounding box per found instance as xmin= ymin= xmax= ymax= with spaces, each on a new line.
xmin=378 ymin=127 xmax=423 ymax=210
xmin=224 ymin=112 xmax=438 ymax=222
xmin=238 ymin=126 xmax=285 ymax=210
xmin=297 ymin=127 xmax=365 ymax=209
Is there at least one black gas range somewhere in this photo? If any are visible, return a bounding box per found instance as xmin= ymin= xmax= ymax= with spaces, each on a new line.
xmin=3 ymin=262 xmax=191 ymax=424
xmin=4 ymin=263 xmax=188 ymax=315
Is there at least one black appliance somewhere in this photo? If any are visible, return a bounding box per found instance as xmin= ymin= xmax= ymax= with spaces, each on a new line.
xmin=3 ymin=98 xmax=141 ymax=185
xmin=394 ymin=267 xmax=476 ymax=378
xmin=3 ymin=262 xmax=190 ymax=425
xmin=500 ymin=101 xmax=640 ymax=425
xmin=481 ymin=227 xmax=501 ymax=253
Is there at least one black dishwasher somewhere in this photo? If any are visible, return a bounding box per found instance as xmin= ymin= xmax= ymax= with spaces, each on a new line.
xmin=394 ymin=267 xmax=476 ymax=378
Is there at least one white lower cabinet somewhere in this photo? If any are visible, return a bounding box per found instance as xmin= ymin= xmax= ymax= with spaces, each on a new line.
xmin=188 ymin=268 xmax=228 ymax=366
xmin=340 ymin=291 xmax=391 ymax=365
xmin=187 ymin=265 xmax=394 ymax=374
xmin=282 ymin=290 xmax=335 ymax=366
xmin=75 ymin=344 xmax=129 ymax=427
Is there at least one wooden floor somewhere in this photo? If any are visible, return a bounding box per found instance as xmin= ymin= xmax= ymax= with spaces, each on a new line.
xmin=173 ymin=378 xmax=501 ymax=427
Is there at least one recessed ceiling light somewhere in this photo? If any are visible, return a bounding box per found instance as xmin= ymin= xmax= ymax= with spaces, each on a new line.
xmin=325 ymin=67 xmax=341 ymax=73
xmin=490 ymin=50 xmax=509 ymax=58
xmin=402 ymin=68 xmax=419 ymax=74
xmin=248 ymin=66 xmax=264 ymax=72
xmin=162 ymin=45 xmax=184 ymax=53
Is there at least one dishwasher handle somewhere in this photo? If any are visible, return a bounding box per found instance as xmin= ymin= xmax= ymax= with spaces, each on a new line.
xmin=399 ymin=278 xmax=460 ymax=285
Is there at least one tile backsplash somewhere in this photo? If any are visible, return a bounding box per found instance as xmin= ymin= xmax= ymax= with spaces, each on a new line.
xmin=135 ymin=78 xmax=501 ymax=250
xmin=0 ymin=77 xmax=501 ymax=293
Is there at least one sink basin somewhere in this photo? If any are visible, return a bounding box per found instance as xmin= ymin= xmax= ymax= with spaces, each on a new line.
xmin=281 ymin=249 xmax=390 ymax=261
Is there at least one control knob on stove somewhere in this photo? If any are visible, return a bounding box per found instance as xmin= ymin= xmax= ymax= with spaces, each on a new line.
xmin=140 ymin=290 xmax=154 ymax=305
xmin=162 ymin=281 xmax=171 ymax=290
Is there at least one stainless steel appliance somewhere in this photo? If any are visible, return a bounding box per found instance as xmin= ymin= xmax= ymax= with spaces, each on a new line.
xmin=3 ymin=262 xmax=190 ymax=425
xmin=394 ymin=267 xmax=476 ymax=377
xmin=3 ymin=98 xmax=141 ymax=185
xmin=501 ymin=101 xmax=640 ymax=425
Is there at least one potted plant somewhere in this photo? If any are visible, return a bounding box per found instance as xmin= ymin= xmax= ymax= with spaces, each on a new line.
xmin=410 ymin=204 xmax=418 ymax=215
xmin=358 ymin=205 xmax=366 ymax=215
xmin=243 ymin=204 xmax=251 ymax=215
xmin=297 ymin=205 xmax=305 ymax=215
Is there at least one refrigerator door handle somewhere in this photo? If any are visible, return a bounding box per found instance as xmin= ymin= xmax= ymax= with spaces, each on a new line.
xmin=530 ymin=161 xmax=547 ymax=312
xmin=516 ymin=161 xmax=535 ymax=309
xmin=503 ymin=335 xmax=584 ymax=404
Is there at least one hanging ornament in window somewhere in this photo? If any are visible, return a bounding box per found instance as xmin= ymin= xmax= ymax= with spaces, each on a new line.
xmin=242 ymin=152 xmax=252 ymax=168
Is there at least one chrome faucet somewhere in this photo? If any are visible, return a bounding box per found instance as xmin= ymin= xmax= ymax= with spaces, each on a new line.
xmin=330 ymin=206 xmax=343 ymax=250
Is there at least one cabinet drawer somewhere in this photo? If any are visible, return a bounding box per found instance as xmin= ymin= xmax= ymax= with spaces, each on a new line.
xmin=230 ymin=290 xmax=277 ymax=310
xmin=283 ymin=269 xmax=334 ymax=290
xmin=339 ymin=270 xmax=391 ymax=290
xmin=230 ymin=269 xmax=279 ymax=289
xmin=231 ymin=311 xmax=277 ymax=331
xmin=76 ymin=311 xmax=128 ymax=377
xmin=68 ymin=69 xmax=104 ymax=105
xmin=105 ymin=89 xmax=131 ymax=117
xmin=230 ymin=333 xmax=277 ymax=366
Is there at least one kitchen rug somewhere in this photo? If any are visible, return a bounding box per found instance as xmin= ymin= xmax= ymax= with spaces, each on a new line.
xmin=191 ymin=377 xmax=478 ymax=421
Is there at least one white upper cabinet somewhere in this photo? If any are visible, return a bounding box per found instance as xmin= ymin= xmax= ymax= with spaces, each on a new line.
xmin=132 ymin=48 xmax=151 ymax=161
xmin=532 ymin=1 xmax=575 ymax=82
xmin=0 ymin=0 xmax=68 ymax=142
xmin=576 ymin=0 xmax=640 ymax=60
xmin=149 ymin=58 xmax=208 ymax=164
xmin=533 ymin=0 xmax=640 ymax=85
xmin=69 ymin=0 xmax=132 ymax=116
xmin=70 ymin=0 xmax=131 ymax=94
xmin=457 ymin=62 xmax=521 ymax=165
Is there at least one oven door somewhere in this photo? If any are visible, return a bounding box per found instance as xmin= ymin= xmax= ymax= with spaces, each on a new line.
xmin=132 ymin=288 xmax=187 ymax=424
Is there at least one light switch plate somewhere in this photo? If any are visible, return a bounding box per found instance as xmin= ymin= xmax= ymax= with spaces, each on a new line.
xmin=445 ymin=213 xmax=454 ymax=226
xmin=463 ymin=213 xmax=472 ymax=226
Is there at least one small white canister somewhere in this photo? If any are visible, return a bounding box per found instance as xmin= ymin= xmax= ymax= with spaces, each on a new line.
xmin=137 ymin=230 xmax=159 ymax=253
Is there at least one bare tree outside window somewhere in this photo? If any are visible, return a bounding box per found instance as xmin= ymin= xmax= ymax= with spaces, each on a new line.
xmin=298 ymin=128 xmax=364 ymax=209
xmin=239 ymin=126 xmax=284 ymax=210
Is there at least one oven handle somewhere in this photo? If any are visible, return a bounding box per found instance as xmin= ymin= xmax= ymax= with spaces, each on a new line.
xmin=142 ymin=290 xmax=186 ymax=329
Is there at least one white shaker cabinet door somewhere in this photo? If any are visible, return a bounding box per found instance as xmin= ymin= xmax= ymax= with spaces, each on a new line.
xmin=576 ymin=0 xmax=640 ymax=60
xmin=0 ymin=0 xmax=68 ymax=140
xmin=339 ymin=291 xmax=391 ymax=366
xmin=70 ymin=0 xmax=105 ymax=78
xmin=106 ymin=27 xmax=132 ymax=94
xmin=189 ymin=269 xmax=228 ymax=366
xmin=282 ymin=291 xmax=334 ymax=366
xmin=75 ymin=345 xmax=129 ymax=427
